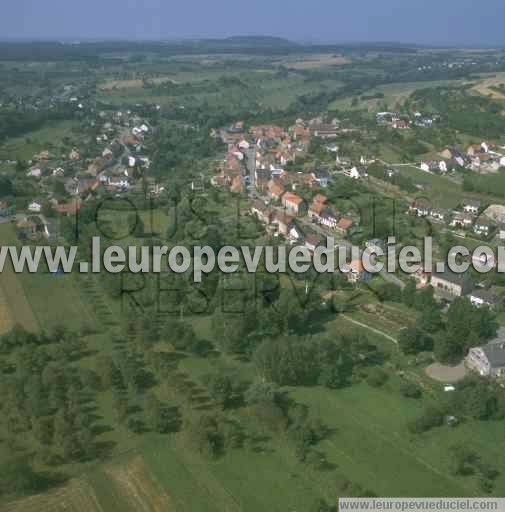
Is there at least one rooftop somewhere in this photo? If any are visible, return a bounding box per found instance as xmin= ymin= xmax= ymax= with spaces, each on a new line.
xmin=481 ymin=329 xmax=505 ymax=369
xmin=432 ymin=268 xmax=471 ymax=288
xmin=282 ymin=192 xmax=304 ymax=205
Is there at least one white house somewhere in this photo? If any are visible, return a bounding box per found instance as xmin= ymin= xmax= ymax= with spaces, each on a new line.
xmin=463 ymin=200 xmax=481 ymax=215
xmin=26 ymin=167 xmax=41 ymax=178
xmin=450 ymin=212 xmax=473 ymax=229
xmin=474 ymin=217 xmax=492 ymax=236
xmin=28 ymin=201 xmax=42 ymax=213
xmin=470 ymin=289 xmax=501 ymax=309
xmin=109 ymin=178 xmax=130 ymax=189
xmin=343 ymin=166 xmax=366 ymax=179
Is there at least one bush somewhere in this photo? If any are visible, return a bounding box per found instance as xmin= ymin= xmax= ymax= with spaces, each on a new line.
xmin=478 ymin=478 xmax=495 ymax=494
xmin=400 ymin=381 xmax=422 ymax=399
xmin=366 ymin=368 xmax=389 ymax=388
xmin=408 ymin=406 xmax=445 ymax=434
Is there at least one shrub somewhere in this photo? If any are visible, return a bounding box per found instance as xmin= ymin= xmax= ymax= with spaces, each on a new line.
xmin=400 ymin=381 xmax=422 ymax=399
xmin=366 ymin=368 xmax=389 ymax=388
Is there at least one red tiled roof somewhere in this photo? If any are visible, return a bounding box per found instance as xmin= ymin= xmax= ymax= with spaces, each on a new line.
xmin=282 ymin=192 xmax=304 ymax=206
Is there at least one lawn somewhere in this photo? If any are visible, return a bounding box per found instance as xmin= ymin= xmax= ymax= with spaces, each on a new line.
xmin=400 ymin=166 xmax=465 ymax=208
xmin=293 ymin=382 xmax=505 ymax=497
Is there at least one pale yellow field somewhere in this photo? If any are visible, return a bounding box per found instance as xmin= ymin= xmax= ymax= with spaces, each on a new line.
xmin=2 ymin=457 xmax=175 ymax=512
xmin=282 ymin=54 xmax=350 ymax=69
xmin=105 ymin=457 xmax=175 ymax=512
xmin=1 ymin=479 xmax=105 ymax=512
xmin=471 ymin=72 xmax=505 ymax=99
xmin=99 ymin=76 xmax=176 ymax=91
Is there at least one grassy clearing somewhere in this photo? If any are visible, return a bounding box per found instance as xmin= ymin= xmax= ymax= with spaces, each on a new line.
xmin=0 ymin=120 xmax=78 ymax=161
xmin=329 ymin=79 xmax=464 ymax=112
xmin=400 ymin=166 xmax=464 ymax=208
xmin=293 ymin=383 xmax=488 ymax=497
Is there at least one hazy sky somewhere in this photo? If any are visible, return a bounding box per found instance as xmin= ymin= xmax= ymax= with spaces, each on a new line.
xmin=3 ymin=0 xmax=505 ymax=46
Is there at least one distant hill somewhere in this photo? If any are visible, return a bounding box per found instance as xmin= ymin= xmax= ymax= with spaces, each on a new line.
xmin=0 ymin=37 xmax=418 ymax=61
xmin=221 ymin=36 xmax=298 ymax=47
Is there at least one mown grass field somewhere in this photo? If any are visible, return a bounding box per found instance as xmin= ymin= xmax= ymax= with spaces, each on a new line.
xmin=97 ymin=70 xmax=345 ymax=111
xmin=0 ymin=224 xmax=102 ymax=332
xmin=329 ymin=79 xmax=465 ymax=112
xmin=0 ymin=225 xmax=39 ymax=332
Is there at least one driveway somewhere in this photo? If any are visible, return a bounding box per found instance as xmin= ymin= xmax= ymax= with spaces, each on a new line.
xmin=425 ymin=361 xmax=467 ymax=383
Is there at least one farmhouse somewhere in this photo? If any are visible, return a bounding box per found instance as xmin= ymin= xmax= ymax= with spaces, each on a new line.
xmin=466 ymin=329 xmax=505 ymax=378
xmin=463 ymin=200 xmax=481 ymax=215
xmin=431 ymin=269 xmax=472 ymax=298
xmin=311 ymin=123 xmax=339 ymax=139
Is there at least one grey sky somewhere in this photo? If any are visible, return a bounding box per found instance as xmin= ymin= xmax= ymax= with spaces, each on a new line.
xmin=2 ymin=0 xmax=505 ymax=46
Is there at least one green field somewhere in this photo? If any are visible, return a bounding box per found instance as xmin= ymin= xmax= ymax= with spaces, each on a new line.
xmin=0 ymin=120 xmax=79 ymax=161
xmin=329 ymin=79 xmax=466 ymax=112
